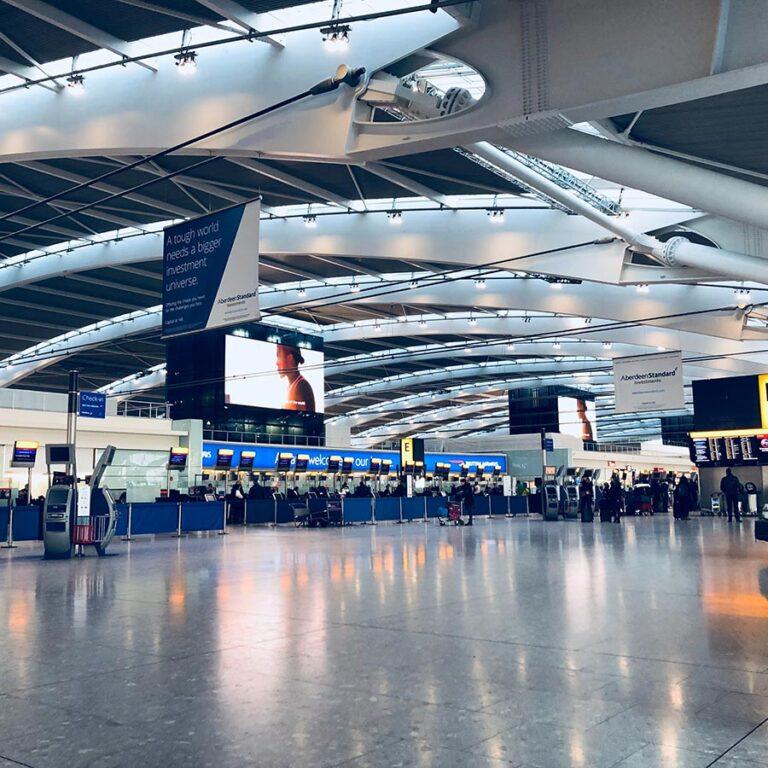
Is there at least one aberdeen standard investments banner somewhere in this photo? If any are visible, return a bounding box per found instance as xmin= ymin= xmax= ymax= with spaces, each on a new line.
xmin=162 ymin=201 xmax=260 ymax=338
xmin=613 ymin=350 xmax=684 ymax=414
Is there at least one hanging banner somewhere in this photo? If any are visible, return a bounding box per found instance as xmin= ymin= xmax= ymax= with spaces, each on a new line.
xmin=613 ymin=351 xmax=684 ymax=414
xmin=162 ymin=201 xmax=260 ymax=338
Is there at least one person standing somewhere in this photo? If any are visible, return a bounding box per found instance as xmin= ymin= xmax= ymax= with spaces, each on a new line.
xmin=673 ymin=476 xmax=691 ymax=520
xmin=720 ymin=468 xmax=742 ymax=523
xmin=578 ymin=474 xmax=594 ymax=518
xmin=461 ymin=479 xmax=475 ymax=526
xmin=609 ymin=475 xmax=623 ymax=523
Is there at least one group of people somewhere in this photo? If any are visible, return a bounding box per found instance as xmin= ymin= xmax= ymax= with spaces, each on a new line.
xmin=574 ymin=472 xmax=700 ymax=522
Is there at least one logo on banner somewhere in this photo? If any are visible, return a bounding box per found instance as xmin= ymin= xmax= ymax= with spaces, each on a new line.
xmin=613 ymin=351 xmax=684 ymax=414
xmin=162 ymin=201 xmax=260 ymax=337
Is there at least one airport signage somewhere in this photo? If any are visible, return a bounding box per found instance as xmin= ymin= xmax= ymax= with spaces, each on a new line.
xmin=162 ymin=201 xmax=260 ymax=338
xmin=201 ymin=442 xmax=507 ymax=473
xmin=613 ymin=351 xmax=684 ymax=414
xmin=78 ymin=391 xmax=106 ymax=419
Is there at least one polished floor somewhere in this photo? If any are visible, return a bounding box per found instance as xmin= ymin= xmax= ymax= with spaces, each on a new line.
xmin=2 ymin=517 xmax=768 ymax=767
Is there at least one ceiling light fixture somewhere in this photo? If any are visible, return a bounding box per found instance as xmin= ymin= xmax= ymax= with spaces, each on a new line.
xmin=174 ymin=50 xmax=198 ymax=74
xmin=387 ymin=210 xmax=402 ymax=224
xmin=321 ymin=23 xmax=350 ymax=50
xmin=303 ymin=215 xmax=317 ymax=228
xmin=636 ymin=283 xmax=649 ymax=294
xmin=486 ymin=208 xmax=505 ymax=223
xmin=474 ymin=278 xmax=486 ymax=290
xmin=66 ymin=73 xmax=85 ymax=93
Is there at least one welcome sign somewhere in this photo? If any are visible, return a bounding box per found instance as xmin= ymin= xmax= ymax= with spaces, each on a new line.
xmin=162 ymin=201 xmax=260 ymax=337
xmin=613 ymin=350 xmax=684 ymax=413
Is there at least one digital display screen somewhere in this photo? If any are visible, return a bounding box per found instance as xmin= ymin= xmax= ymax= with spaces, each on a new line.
xmin=381 ymin=460 xmax=392 ymax=475
xmin=369 ymin=458 xmax=382 ymax=474
xmin=168 ymin=448 xmax=188 ymax=469
xmin=691 ymin=434 xmax=763 ymax=466
xmin=341 ymin=458 xmax=354 ymax=474
xmin=47 ymin=444 xmax=73 ymax=464
xmin=276 ymin=453 xmax=293 ymax=471
xmin=238 ymin=451 xmax=255 ymax=470
xmin=692 ymin=376 xmax=762 ymax=431
xmin=225 ymin=335 xmax=325 ymax=414
xmin=12 ymin=441 xmax=38 ymax=467
xmin=327 ymin=456 xmax=341 ymax=472
xmin=295 ymin=454 xmax=309 ymax=472
xmin=215 ymin=449 xmax=234 ymax=469
xmin=557 ymin=397 xmax=596 ymax=442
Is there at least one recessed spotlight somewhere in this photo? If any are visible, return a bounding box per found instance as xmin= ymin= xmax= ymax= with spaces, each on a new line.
xmin=636 ymin=284 xmax=649 ymax=294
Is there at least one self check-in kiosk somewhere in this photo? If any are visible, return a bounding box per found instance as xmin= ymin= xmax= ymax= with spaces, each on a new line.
xmin=542 ymin=465 xmax=560 ymax=521
xmin=43 ymin=444 xmax=117 ymax=559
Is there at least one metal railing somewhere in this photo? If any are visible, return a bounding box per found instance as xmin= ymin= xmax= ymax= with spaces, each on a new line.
xmin=202 ymin=429 xmax=325 ymax=447
xmin=582 ymin=441 xmax=644 ymax=455
xmin=117 ymin=400 xmax=169 ymax=419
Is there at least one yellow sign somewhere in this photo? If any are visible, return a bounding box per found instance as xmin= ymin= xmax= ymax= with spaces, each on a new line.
xmin=759 ymin=374 xmax=768 ymax=428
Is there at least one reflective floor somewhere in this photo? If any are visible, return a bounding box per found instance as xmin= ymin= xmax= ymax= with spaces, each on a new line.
xmin=2 ymin=517 xmax=768 ymax=767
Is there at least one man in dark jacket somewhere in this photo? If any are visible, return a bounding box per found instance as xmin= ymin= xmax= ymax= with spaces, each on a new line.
xmin=720 ymin=468 xmax=742 ymax=522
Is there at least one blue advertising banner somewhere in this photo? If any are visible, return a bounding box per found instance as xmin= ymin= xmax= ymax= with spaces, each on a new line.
xmin=79 ymin=391 xmax=106 ymax=419
xmin=202 ymin=442 xmax=507 ymax=473
xmin=162 ymin=201 xmax=260 ymax=338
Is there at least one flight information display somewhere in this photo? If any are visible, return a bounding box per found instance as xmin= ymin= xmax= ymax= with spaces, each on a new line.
xmin=691 ymin=434 xmax=762 ymax=466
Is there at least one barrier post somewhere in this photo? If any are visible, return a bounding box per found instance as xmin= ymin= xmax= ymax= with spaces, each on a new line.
xmin=423 ymin=497 xmax=427 ymax=522
xmin=219 ymin=500 xmax=228 ymax=535
xmin=174 ymin=500 xmax=182 ymax=537
xmin=243 ymin=499 xmax=248 ymax=527
xmin=341 ymin=497 xmax=345 ymax=525
xmin=122 ymin=503 xmax=133 ymax=540
xmin=507 ymin=496 xmax=511 ymax=517
xmin=398 ymin=497 xmax=403 ymax=524
xmin=487 ymin=496 xmax=492 ymax=518
xmin=2 ymin=500 xmax=16 ymax=549
xmin=273 ymin=499 xmax=277 ymax=527
xmin=370 ymin=497 xmax=375 ymax=525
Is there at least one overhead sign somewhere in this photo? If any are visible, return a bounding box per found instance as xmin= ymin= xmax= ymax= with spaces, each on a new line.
xmin=613 ymin=351 xmax=684 ymax=414
xmin=162 ymin=201 xmax=260 ymax=338
xmin=201 ymin=442 xmax=508 ymax=474
xmin=79 ymin=392 xmax=106 ymax=419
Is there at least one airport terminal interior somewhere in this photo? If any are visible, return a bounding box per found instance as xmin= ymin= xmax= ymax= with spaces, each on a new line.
xmin=4 ymin=1 xmax=768 ymax=766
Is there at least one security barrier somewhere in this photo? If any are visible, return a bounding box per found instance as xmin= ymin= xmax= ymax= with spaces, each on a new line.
xmin=0 ymin=496 xmax=532 ymax=548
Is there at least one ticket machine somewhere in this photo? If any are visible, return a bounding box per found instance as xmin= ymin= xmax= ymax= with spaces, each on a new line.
xmin=43 ymin=483 xmax=75 ymax=559
xmin=745 ymin=481 xmax=759 ymax=516
xmin=542 ymin=465 xmax=560 ymax=521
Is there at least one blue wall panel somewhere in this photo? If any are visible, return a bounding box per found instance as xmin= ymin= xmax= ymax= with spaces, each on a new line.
xmin=182 ymin=502 xmax=223 ymax=532
xmin=131 ymin=502 xmax=178 ymax=535
xmin=343 ymin=498 xmax=372 ymax=524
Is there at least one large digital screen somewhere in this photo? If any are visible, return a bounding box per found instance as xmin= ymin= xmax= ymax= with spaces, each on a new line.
xmin=224 ymin=335 xmax=324 ymax=414
xmin=12 ymin=441 xmax=38 ymax=467
xmin=690 ymin=434 xmax=763 ymax=466
xmin=557 ymin=397 xmax=596 ymax=442
xmin=692 ymin=376 xmax=762 ymax=431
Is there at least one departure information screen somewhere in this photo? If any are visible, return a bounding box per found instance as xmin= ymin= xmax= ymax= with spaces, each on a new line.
xmin=691 ymin=434 xmax=763 ymax=466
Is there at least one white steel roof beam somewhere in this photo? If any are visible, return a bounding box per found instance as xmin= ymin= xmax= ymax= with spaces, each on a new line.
xmin=361 ymin=162 xmax=454 ymax=208
xmin=226 ymin=157 xmax=363 ymax=211
xmin=2 ymin=0 xmax=157 ymax=71
xmin=193 ymin=0 xmax=283 ymax=45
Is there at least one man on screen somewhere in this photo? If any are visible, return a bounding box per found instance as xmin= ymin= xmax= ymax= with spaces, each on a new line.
xmin=276 ymin=343 xmax=316 ymax=412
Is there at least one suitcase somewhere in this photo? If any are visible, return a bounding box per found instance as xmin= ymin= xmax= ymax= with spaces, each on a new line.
xmin=756 ymin=519 xmax=768 ymax=542
xmin=581 ymin=507 xmax=594 ymax=523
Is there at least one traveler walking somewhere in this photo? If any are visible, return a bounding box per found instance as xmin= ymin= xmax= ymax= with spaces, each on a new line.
xmin=720 ymin=468 xmax=742 ymax=523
